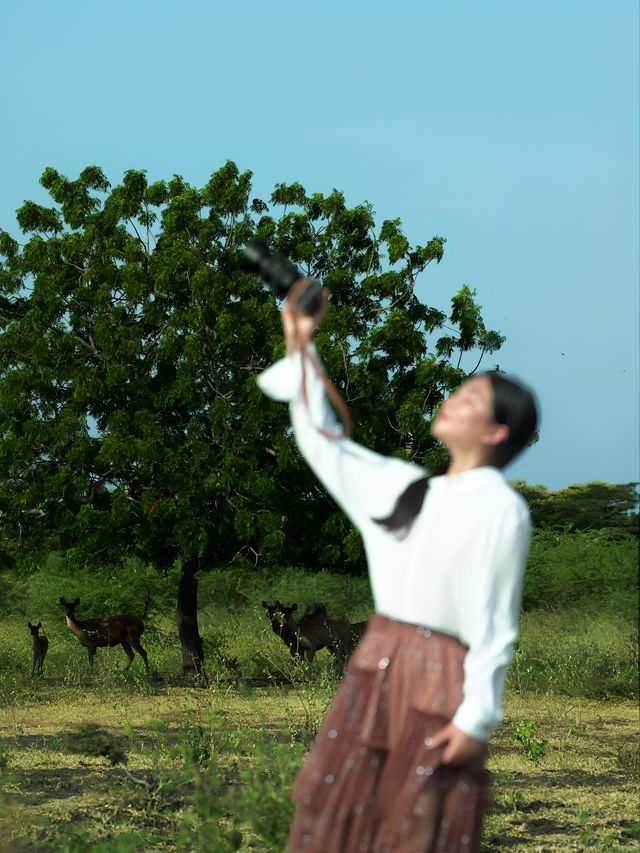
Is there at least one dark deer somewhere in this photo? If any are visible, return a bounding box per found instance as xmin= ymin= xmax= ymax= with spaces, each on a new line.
xmin=294 ymin=604 xmax=368 ymax=655
xmin=348 ymin=618 xmax=368 ymax=653
xmin=27 ymin=622 xmax=48 ymax=677
xmin=59 ymin=597 xmax=149 ymax=673
xmin=262 ymin=601 xmax=366 ymax=675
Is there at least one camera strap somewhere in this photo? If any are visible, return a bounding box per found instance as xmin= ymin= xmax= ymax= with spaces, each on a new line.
xmin=300 ymin=344 xmax=353 ymax=440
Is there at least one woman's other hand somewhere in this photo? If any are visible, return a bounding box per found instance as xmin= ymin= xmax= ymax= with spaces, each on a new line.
xmin=427 ymin=722 xmax=487 ymax=768
xmin=282 ymin=278 xmax=329 ymax=355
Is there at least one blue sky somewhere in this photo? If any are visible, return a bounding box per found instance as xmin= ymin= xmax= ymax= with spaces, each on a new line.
xmin=1 ymin=0 xmax=638 ymax=490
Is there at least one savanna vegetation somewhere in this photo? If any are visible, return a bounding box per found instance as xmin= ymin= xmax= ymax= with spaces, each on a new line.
xmin=0 ymin=164 xmax=638 ymax=850
xmin=0 ymin=528 xmax=637 ymax=851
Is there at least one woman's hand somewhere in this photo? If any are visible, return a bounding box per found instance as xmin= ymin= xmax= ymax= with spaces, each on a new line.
xmin=427 ymin=722 xmax=487 ymax=768
xmin=282 ymin=278 xmax=329 ymax=355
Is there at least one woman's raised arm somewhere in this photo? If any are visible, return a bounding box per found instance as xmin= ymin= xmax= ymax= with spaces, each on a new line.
xmin=257 ymin=343 xmax=424 ymax=532
xmin=257 ymin=283 xmax=425 ymax=532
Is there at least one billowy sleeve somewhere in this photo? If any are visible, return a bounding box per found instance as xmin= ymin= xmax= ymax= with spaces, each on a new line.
xmin=451 ymin=498 xmax=531 ymax=742
xmin=257 ymin=345 xmax=425 ymax=532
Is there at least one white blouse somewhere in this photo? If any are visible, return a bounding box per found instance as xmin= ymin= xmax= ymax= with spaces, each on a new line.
xmin=257 ymin=344 xmax=532 ymax=742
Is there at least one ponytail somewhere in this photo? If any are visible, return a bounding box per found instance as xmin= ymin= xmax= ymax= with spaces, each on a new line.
xmin=372 ymin=463 xmax=449 ymax=539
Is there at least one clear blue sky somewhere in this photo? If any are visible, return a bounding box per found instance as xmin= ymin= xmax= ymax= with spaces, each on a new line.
xmin=1 ymin=1 xmax=638 ymax=490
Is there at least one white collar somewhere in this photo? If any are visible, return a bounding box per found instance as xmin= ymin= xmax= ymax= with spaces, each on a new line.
xmin=429 ymin=466 xmax=504 ymax=489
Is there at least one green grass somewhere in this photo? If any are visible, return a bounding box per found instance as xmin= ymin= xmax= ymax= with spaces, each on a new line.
xmin=0 ymin=682 xmax=637 ymax=852
xmin=508 ymin=608 xmax=638 ymax=699
xmin=1 ymin=598 xmax=636 ymax=701
xmin=0 ymin=562 xmax=637 ymax=850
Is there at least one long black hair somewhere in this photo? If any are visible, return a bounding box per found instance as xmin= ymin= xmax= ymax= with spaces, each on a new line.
xmin=373 ymin=371 xmax=539 ymax=537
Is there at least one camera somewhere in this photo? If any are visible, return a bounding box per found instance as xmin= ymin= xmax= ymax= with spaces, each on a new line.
xmin=240 ymin=239 xmax=324 ymax=316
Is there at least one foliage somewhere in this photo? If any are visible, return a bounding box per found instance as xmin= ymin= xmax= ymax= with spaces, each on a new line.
xmin=0 ymin=553 xmax=637 ymax=846
xmin=0 ymin=553 xmax=636 ymax=698
xmin=0 ymin=551 xmax=174 ymax=619
xmin=508 ymin=608 xmax=637 ymax=699
xmin=521 ymin=528 xmax=637 ymax=615
xmin=510 ymin=719 xmax=547 ymax=763
xmin=0 ymin=739 xmax=12 ymax=770
xmin=49 ymin=708 xmax=303 ymax=851
xmin=0 ymin=162 xmax=504 ymax=579
xmin=238 ymin=736 xmax=304 ymax=849
xmin=60 ymin=722 xmax=128 ymax=765
xmin=511 ymin=480 xmax=639 ymax=535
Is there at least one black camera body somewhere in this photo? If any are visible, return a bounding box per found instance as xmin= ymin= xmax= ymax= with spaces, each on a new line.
xmin=241 ymin=239 xmax=324 ymax=316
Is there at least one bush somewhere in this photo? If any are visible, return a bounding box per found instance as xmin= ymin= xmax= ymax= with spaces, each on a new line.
xmin=0 ymin=552 xmax=177 ymax=621
xmin=197 ymin=565 xmax=373 ymax=621
xmin=508 ymin=608 xmax=638 ymax=699
xmin=522 ymin=529 xmax=637 ymax=617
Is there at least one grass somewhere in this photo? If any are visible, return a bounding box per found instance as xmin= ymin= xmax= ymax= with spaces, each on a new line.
xmin=0 ymin=680 xmax=324 ymax=851
xmin=0 ymin=682 xmax=637 ymax=851
xmin=0 ymin=561 xmax=637 ymax=850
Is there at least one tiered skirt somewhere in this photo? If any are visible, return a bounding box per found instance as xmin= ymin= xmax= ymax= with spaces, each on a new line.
xmin=288 ymin=614 xmax=491 ymax=853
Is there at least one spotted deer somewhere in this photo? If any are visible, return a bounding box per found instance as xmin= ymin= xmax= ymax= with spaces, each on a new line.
xmin=59 ymin=597 xmax=150 ymax=673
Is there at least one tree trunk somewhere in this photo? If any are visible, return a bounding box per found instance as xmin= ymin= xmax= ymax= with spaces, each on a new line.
xmin=176 ymin=557 xmax=205 ymax=679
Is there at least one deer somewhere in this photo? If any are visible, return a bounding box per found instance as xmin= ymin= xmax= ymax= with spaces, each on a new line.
xmin=27 ymin=622 xmax=49 ymax=678
xmin=302 ymin=604 xmax=368 ymax=659
xmin=348 ymin=618 xmax=368 ymax=652
xmin=262 ymin=601 xmax=367 ymax=676
xmin=59 ymin=596 xmax=150 ymax=673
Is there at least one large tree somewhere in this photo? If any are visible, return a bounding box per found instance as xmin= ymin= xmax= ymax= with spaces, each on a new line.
xmin=0 ymin=163 xmax=504 ymax=675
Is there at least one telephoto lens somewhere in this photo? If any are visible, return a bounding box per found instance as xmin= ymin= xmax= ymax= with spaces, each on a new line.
xmin=240 ymin=239 xmax=325 ymax=316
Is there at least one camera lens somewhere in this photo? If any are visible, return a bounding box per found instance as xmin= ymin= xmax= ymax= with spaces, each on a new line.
xmin=240 ymin=239 xmax=270 ymax=273
xmin=241 ymin=240 xmax=324 ymax=315
xmin=241 ymin=240 xmax=302 ymax=298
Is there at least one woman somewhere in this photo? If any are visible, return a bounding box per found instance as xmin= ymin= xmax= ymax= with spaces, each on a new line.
xmin=257 ymin=282 xmax=539 ymax=853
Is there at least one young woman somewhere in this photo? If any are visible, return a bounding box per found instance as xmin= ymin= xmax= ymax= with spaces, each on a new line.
xmin=257 ymin=283 xmax=539 ymax=853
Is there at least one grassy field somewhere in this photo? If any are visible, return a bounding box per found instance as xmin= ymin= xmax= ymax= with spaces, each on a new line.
xmin=0 ymin=594 xmax=638 ymax=852
xmin=0 ymin=679 xmax=637 ymax=851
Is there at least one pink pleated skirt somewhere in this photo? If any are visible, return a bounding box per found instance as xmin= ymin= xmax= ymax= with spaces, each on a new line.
xmin=288 ymin=614 xmax=491 ymax=853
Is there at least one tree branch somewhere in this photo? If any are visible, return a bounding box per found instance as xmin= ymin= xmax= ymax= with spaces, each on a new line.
xmin=73 ymin=334 xmax=103 ymax=359
xmin=468 ymin=348 xmax=486 ymax=375
xmin=128 ymin=219 xmax=148 ymax=255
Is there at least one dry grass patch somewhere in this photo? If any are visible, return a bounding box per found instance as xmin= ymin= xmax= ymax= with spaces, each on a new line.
xmin=0 ymin=686 xmax=637 ymax=851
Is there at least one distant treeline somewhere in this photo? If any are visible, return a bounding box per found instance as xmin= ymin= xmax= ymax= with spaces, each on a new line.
xmin=511 ymin=480 xmax=638 ymax=536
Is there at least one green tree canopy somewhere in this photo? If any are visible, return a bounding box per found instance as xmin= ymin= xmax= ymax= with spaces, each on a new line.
xmin=511 ymin=481 xmax=639 ymax=535
xmin=0 ymin=162 xmax=505 ymax=673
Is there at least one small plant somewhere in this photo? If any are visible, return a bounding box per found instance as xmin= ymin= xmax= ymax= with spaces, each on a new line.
xmin=60 ymin=722 xmax=129 ymax=766
xmin=40 ymin=826 xmax=145 ymax=852
xmin=493 ymin=768 xmax=516 ymax=787
xmin=548 ymin=702 xmax=588 ymax=767
xmin=510 ymin=719 xmax=547 ymax=763
xmin=575 ymin=809 xmax=617 ymax=848
xmin=497 ymin=789 xmax=527 ymax=816
xmin=0 ymin=740 xmax=12 ymax=771
xmin=182 ymin=724 xmax=212 ymax=767
xmin=286 ymin=655 xmax=338 ymax=743
xmin=202 ymin=630 xmax=242 ymax=685
xmin=617 ymin=742 xmax=640 ymax=781
xmin=509 ymin=646 xmax=539 ymax=693
xmin=240 ymin=735 xmax=305 ymax=849
xmin=173 ymin=716 xmax=248 ymax=852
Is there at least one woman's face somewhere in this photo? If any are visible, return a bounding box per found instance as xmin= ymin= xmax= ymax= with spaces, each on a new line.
xmin=431 ymin=375 xmax=509 ymax=456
